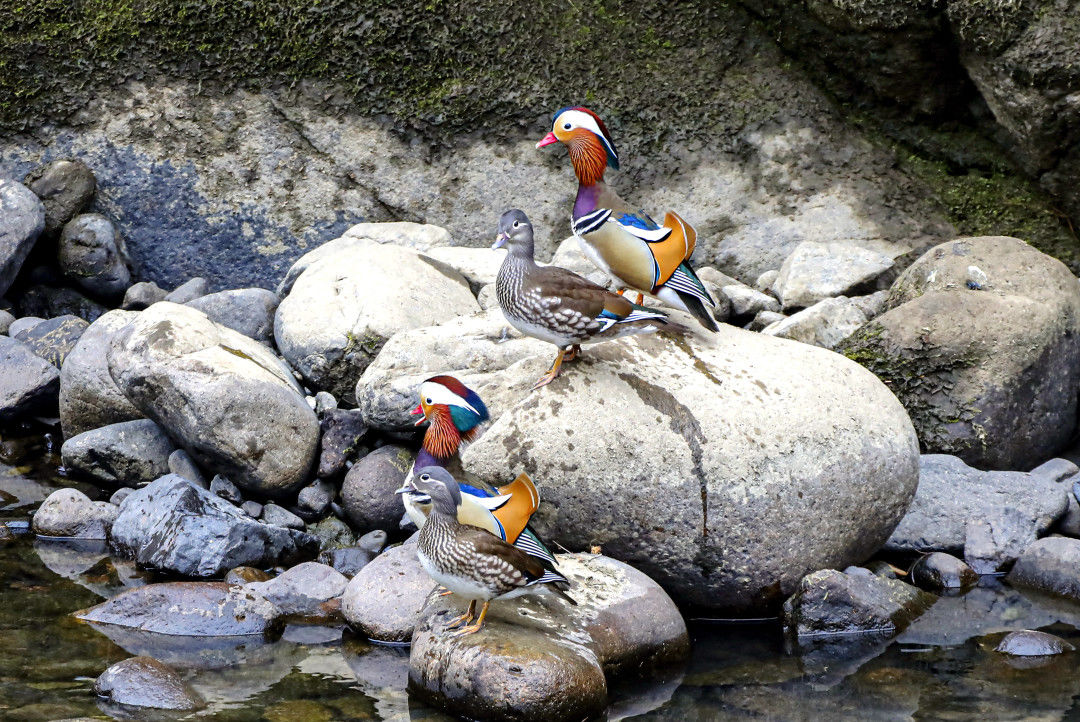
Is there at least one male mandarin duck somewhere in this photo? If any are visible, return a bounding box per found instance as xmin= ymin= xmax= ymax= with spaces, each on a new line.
xmin=399 ymin=375 xmax=559 ymax=572
xmin=493 ymin=209 xmax=683 ymax=390
xmin=537 ymin=106 xmax=720 ymax=332
xmin=405 ymin=466 xmax=574 ymax=636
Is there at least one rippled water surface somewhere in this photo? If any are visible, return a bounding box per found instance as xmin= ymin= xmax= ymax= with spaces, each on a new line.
xmin=5 ymin=429 xmax=1080 ymax=721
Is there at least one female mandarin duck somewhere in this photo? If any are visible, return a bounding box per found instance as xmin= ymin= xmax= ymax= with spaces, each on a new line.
xmin=406 ymin=467 xmax=574 ymax=636
xmin=537 ymin=106 xmax=720 ymax=332
xmin=493 ymin=209 xmax=681 ymax=390
xmin=398 ymin=375 xmax=560 ymax=572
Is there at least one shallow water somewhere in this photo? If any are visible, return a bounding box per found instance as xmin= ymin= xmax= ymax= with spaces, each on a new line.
xmin=4 ymin=430 xmax=1080 ymax=721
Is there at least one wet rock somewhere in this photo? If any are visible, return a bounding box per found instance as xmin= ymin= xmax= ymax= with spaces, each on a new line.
xmin=186 ymin=288 xmax=279 ymax=344
xmin=13 ymin=314 xmax=88 ymax=367
xmin=0 ymin=335 xmax=60 ymax=420
xmin=58 ymin=213 xmax=130 ymax=297
xmin=772 ymin=241 xmax=894 ymax=310
xmin=0 ymin=309 xmax=13 ymax=334
xmin=122 ymin=281 xmax=167 ymax=310
xmin=309 ymin=516 xmax=355 ymax=551
xmin=17 ymin=283 xmax=107 ymax=322
xmin=341 ymin=539 xmax=435 ymax=642
xmin=964 ymin=507 xmax=1036 ymax=574
xmin=409 ymin=554 xmax=688 ymax=722
xmin=783 ymin=568 xmax=936 ymax=640
xmin=1007 ymin=537 xmax=1080 ymax=602
xmin=94 ymin=656 xmax=202 ymax=710
xmin=241 ymin=500 xmax=262 ymax=518
xmin=0 ymin=179 xmax=45 ymax=297
xmin=163 ymin=276 xmax=209 ymax=303
xmin=297 ymin=479 xmax=334 ymax=515
xmin=24 ymin=159 xmax=96 ymax=237
xmin=323 ymin=547 xmax=374 ymax=578
xmin=357 ymin=308 xmax=550 ymax=431
xmin=32 ymin=488 xmax=118 ymax=539
xmin=720 ymin=284 xmax=781 ymax=318
xmin=840 ymin=236 xmax=1080 ymax=470
xmin=885 ymin=454 xmax=1067 ymax=554
xmin=908 ymin=552 xmax=977 ymax=592
xmin=224 ymin=566 xmax=272 ymax=584
xmin=761 ymin=296 xmax=867 ymax=349
xmin=274 ymin=233 xmax=479 ymax=400
xmin=463 ymin=329 xmax=919 ymax=612
xmin=168 ymin=448 xmax=206 ymax=487
xmin=58 ymin=309 xmax=142 ymax=437
xmin=262 ymin=503 xmax=304 ymax=530
xmin=61 ymin=419 xmax=175 ymax=487
xmin=995 ymin=630 xmax=1075 ymax=657
xmin=245 ymin=562 xmax=348 ymax=617
xmin=209 ymin=474 xmax=242 ymax=503
xmin=77 ymin=580 xmax=279 ymax=635
xmin=317 ymin=409 xmax=368 ymax=478
xmin=108 ymin=302 xmax=318 ymax=495
xmin=110 ymin=475 xmax=319 ymax=577
xmin=340 ymin=445 xmax=413 ymax=533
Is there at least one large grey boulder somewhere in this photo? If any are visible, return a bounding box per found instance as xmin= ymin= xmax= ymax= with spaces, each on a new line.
xmin=356 ymin=308 xmax=549 ymax=431
xmin=24 ymin=159 xmax=96 ymax=237
xmin=463 ymin=328 xmax=920 ymax=613
xmin=340 ymin=445 xmax=414 ymax=534
xmin=0 ymin=335 xmax=60 ymax=421
xmin=341 ymin=539 xmax=435 ymax=642
xmin=761 ymin=296 xmax=867 ymax=349
xmin=110 ymin=475 xmax=319 ymax=577
xmin=0 ymin=179 xmax=45 ymax=298
xmin=275 ymin=233 xmax=479 ymax=401
xmin=409 ymin=554 xmax=688 ymax=722
xmin=108 ymin=302 xmax=318 ymax=495
xmin=59 ymin=309 xmax=142 ymax=437
xmin=771 ymin=241 xmax=895 ymax=309
xmin=841 ymin=236 xmax=1080 ymax=470
xmin=244 ymin=562 xmax=348 ymax=617
xmin=94 ymin=656 xmax=203 ymax=711
xmin=31 ymin=488 xmax=118 ymax=539
xmin=58 ymin=213 xmax=130 ymax=297
xmin=1007 ymin=537 xmax=1080 ymax=603
xmin=885 ymin=454 xmax=1068 ymax=554
xmin=76 ymin=580 xmax=279 ymax=635
xmin=61 ymin=419 xmax=175 ymax=487
xmin=13 ymin=314 xmax=88 ymax=367
xmin=185 ymin=288 xmax=279 ymax=344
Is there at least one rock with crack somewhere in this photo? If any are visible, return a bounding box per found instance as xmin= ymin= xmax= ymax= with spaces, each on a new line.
xmin=462 ymin=328 xmax=919 ymax=613
xmin=60 ymin=419 xmax=175 ymax=487
xmin=408 ymin=553 xmax=688 ymax=722
xmin=356 ymin=308 xmax=550 ymax=431
xmin=275 ymin=230 xmax=479 ymax=401
xmin=840 ymin=236 xmax=1080 ymax=470
xmin=108 ymin=302 xmax=317 ymax=495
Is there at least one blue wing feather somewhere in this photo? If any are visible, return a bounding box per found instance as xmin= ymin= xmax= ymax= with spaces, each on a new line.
xmin=615 ymin=210 xmax=660 ymax=230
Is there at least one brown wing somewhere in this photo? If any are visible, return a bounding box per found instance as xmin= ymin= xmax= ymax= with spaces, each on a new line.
xmin=455 ymin=524 xmax=547 ymax=581
xmin=530 ymin=264 xmax=634 ymax=320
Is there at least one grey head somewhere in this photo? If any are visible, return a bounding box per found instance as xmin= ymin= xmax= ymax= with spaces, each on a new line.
xmin=492 ymin=209 xmax=535 ymax=258
xmin=410 ymin=466 xmax=462 ymax=516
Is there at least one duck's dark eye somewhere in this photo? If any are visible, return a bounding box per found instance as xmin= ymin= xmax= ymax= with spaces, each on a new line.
xmin=420 ymin=474 xmax=430 ymax=481
xmin=563 ymin=122 xmax=571 ymax=130
xmin=513 ymin=221 xmax=520 ymax=228
xmin=425 ymin=398 xmax=432 ymax=404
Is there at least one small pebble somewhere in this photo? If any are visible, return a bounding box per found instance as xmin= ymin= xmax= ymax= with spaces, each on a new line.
xmin=210 ymin=474 xmax=243 ymax=503
xmin=168 ymin=449 xmax=206 ymax=487
xmin=262 ymin=503 xmax=305 ymax=530
xmin=241 ymin=500 xmax=263 ymax=518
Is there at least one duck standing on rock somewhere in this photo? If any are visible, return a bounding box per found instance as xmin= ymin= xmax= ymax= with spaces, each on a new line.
xmin=537 ymin=106 xmax=720 ymax=331
xmin=405 ymin=466 xmax=575 ymax=636
xmin=493 ymin=209 xmax=681 ymax=389
xmin=399 ymin=375 xmax=561 ymax=572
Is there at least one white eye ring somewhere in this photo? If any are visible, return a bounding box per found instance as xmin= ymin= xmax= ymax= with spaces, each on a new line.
xmin=420 ymin=474 xmax=430 ymax=481
xmin=513 ymin=221 xmax=520 ymax=228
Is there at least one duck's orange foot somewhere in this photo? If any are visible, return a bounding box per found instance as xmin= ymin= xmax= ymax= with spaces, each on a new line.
xmin=563 ymin=344 xmax=582 ymax=362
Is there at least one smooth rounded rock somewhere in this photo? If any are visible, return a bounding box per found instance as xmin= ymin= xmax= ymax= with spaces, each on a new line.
xmin=32 ymin=488 xmax=118 ymax=539
xmin=58 ymin=213 xmax=130 ymax=297
xmin=341 ymin=539 xmax=435 ymax=642
xmin=995 ymin=630 xmax=1075 ymax=657
xmin=340 ymin=445 xmax=413 ymax=534
xmin=245 ymin=561 xmax=348 ymax=617
xmin=107 ymin=302 xmax=318 ymax=495
xmin=185 ymin=288 xmax=278 ymax=344
xmin=163 ymin=277 xmax=209 ymax=303
xmin=409 ymin=554 xmax=688 ymax=722
xmin=909 ymin=552 xmax=978 ymax=592
xmin=24 ymin=159 xmax=96 ymax=237
xmin=275 ymin=235 xmax=479 ymax=401
xmin=1007 ymin=537 xmax=1080 ymax=602
xmin=94 ymin=656 xmax=202 ymax=710
xmin=58 ymin=309 xmax=142 ymax=437
xmin=0 ymin=179 xmax=45 ymax=298
xmin=463 ymin=329 xmax=920 ymax=612
xmin=841 ymin=236 xmax=1080 ymax=470
xmin=122 ymin=281 xmax=167 ymax=310
xmin=61 ymin=419 xmax=175 ymax=487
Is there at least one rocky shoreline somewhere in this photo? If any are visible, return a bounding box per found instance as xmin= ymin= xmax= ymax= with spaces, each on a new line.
xmin=4 ymin=154 xmax=1080 ymax=719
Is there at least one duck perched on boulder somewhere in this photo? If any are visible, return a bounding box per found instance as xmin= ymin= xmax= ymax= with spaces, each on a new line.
xmin=400 ymin=375 xmax=560 ymax=571
xmin=537 ymin=106 xmax=719 ymax=331
xmin=493 ymin=209 xmax=681 ymax=389
xmin=405 ymin=466 xmax=574 ymax=636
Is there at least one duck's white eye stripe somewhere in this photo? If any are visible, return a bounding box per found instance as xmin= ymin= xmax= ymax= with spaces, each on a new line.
xmin=419 ymin=381 xmax=480 ymax=416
